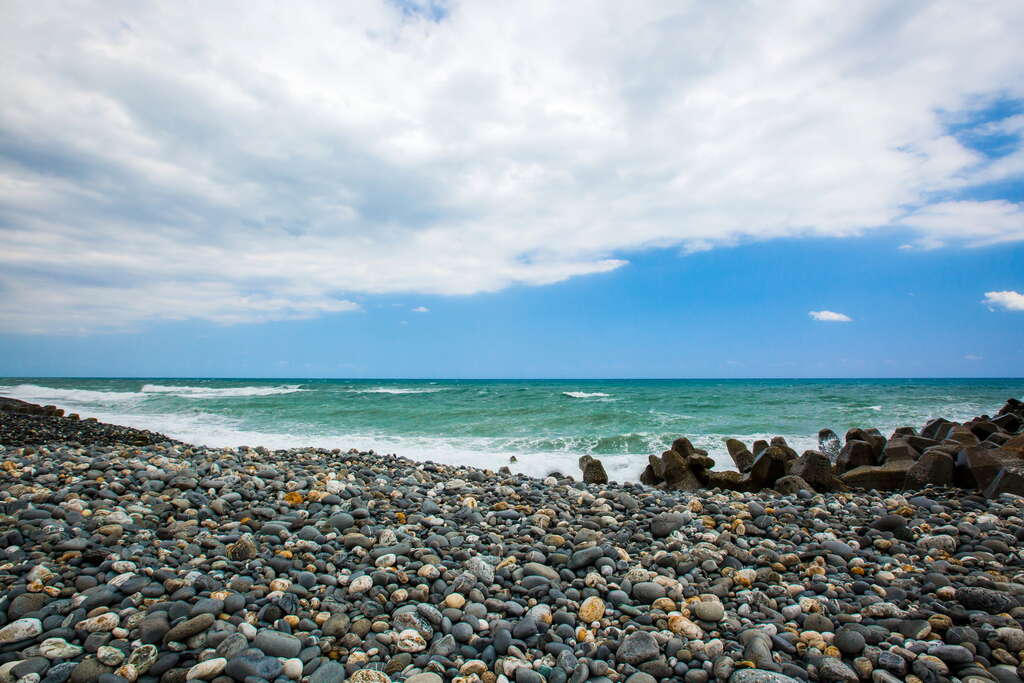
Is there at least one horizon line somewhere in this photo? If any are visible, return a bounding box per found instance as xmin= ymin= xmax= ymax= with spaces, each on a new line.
xmin=2 ymin=375 xmax=1023 ymax=382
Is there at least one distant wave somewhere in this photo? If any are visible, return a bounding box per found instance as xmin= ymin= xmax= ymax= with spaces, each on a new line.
xmin=141 ymin=384 xmax=305 ymax=399
xmin=562 ymin=391 xmax=611 ymax=398
xmin=0 ymin=384 xmax=143 ymax=403
xmin=345 ymin=387 xmax=448 ymax=395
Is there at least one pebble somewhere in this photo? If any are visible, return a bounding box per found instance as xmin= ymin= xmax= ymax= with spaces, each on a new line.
xmin=693 ymin=600 xmax=725 ymax=622
xmin=0 ymin=400 xmax=1022 ymax=683
xmin=0 ymin=619 xmax=43 ymax=644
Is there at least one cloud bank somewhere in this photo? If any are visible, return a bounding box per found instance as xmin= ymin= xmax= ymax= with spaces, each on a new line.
xmin=983 ymin=290 xmax=1024 ymax=311
xmin=2 ymin=2 xmax=1023 ymax=332
xmin=809 ymin=311 xmax=853 ymax=323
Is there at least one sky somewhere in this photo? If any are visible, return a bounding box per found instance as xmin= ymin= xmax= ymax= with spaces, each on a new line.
xmin=1 ymin=1 xmax=1023 ymax=378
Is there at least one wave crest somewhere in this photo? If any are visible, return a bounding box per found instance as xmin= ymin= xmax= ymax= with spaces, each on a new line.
xmin=345 ymin=388 xmax=448 ymax=395
xmin=562 ymin=391 xmax=611 ymax=398
xmin=0 ymin=384 xmax=143 ymax=403
xmin=141 ymin=384 xmax=304 ymax=398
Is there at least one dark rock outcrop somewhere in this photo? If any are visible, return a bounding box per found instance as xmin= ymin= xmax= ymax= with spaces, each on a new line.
xmin=579 ymin=456 xmax=609 ymax=484
xmin=725 ymin=438 xmax=754 ymax=472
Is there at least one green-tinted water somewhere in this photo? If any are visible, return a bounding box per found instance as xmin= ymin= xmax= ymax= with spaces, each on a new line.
xmin=2 ymin=378 xmax=1020 ymax=480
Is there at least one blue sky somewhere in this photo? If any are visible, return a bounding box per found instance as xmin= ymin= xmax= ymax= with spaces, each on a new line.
xmin=1 ymin=2 xmax=1023 ymax=378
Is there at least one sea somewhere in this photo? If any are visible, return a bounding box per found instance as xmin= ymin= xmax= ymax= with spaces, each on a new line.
xmin=1 ymin=378 xmax=1020 ymax=482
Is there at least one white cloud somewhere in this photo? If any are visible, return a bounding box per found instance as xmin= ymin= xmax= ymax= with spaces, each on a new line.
xmin=983 ymin=290 xmax=1024 ymax=311
xmin=1 ymin=2 xmax=1023 ymax=332
xmin=809 ymin=310 xmax=853 ymax=322
xmin=412 ymin=306 xmax=430 ymax=313
xmin=964 ymin=354 xmax=983 ymax=360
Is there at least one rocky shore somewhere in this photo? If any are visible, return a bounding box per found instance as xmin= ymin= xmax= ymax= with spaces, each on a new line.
xmin=623 ymin=399 xmax=1024 ymax=500
xmin=2 ymin=401 xmax=1024 ymax=683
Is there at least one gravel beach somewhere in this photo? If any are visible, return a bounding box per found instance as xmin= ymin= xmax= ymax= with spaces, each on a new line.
xmin=2 ymin=403 xmax=1024 ymax=683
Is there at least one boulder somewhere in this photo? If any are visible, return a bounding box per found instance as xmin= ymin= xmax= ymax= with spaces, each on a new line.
xmin=969 ymin=420 xmax=1001 ymax=441
xmin=706 ymin=470 xmax=749 ymax=491
xmin=770 ymin=436 xmax=799 ymax=460
xmin=1005 ymin=434 xmax=1024 ymax=455
xmin=789 ymin=450 xmax=836 ymax=492
xmin=671 ymin=437 xmax=708 ymax=457
xmin=921 ymin=418 xmax=955 ymax=441
xmin=661 ymin=451 xmax=701 ymax=491
xmin=997 ymin=397 xmax=1024 ymax=417
xmin=579 ymin=456 xmax=608 ymax=485
xmin=947 ymin=427 xmax=980 ymax=447
xmin=640 ymin=454 xmax=666 ymax=486
xmin=841 ymin=459 xmax=913 ymax=491
xmin=846 ymin=427 xmax=879 ymax=452
xmin=774 ymin=475 xmax=812 ymax=495
xmin=985 ymin=467 xmax=1024 ymax=498
xmin=953 ymin=447 xmax=1002 ymax=491
xmin=992 ymin=412 xmax=1022 ymax=433
xmin=879 ymin=438 xmax=919 ymax=465
xmin=752 ymin=439 xmax=769 ymax=458
xmin=905 ymin=435 xmax=941 ymax=453
xmin=836 ymin=440 xmax=876 ymax=473
xmin=749 ymin=446 xmax=790 ymax=489
xmin=905 ymin=450 xmax=955 ymax=489
xmin=639 ymin=465 xmax=660 ymax=486
xmin=725 ymin=438 xmax=755 ymax=472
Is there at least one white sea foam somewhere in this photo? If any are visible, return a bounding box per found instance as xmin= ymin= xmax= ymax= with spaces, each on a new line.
xmin=562 ymin=391 xmax=611 ymax=398
xmin=140 ymin=384 xmax=304 ymax=399
xmin=345 ymin=387 xmax=448 ymax=395
xmin=0 ymin=384 xmax=144 ymax=404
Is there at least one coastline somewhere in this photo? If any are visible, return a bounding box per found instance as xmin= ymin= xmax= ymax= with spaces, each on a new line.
xmin=1 ymin=400 xmax=1024 ymax=682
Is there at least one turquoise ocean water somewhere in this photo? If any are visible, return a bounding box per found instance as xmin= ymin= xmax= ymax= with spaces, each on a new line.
xmin=1 ymin=378 xmax=1021 ymax=481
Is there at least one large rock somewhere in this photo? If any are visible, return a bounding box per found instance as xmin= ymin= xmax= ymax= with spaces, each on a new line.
xmin=725 ymin=439 xmax=754 ymax=472
xmin=905 ymin=450 xmax=955 ymax=489
xmin=706 ymin=470 xmax=749 ymax=491
xmin=579 ymin=456 xmax=608 ymax=485
xmin=1005 ymin=434 xmax=1024 ymax=456
xmin=770 ymin=436 xmax=799 ymax=461
xmin=846 ymin=428 xmax=886 ymax=461
xmin=661 ymin=451 xmax=701 ymax=491
xmin=969 ymin=420 xmax=1001 ymax=441
xmin=671 ymin=437 xmax=708 ymax=457
xmin=748 ymin=446 xmax=789 ymax=489
xmin=906 ymin=435 xmax=941 ymax=453
xmin=993 ymin=412 xmax=1022 ymax=433
xmin=774 ymin=475 xmax=812 ymax=495
xmin=985 ymin=467 xmax=1024 ymax=498
xmin=953 ymin=447 xmax=1003 ymax=490
xmin=922 ymin=418 xmax=955 ymax=441
xmin=879 ymin=438 xmax=918 ymax=465
xmin=789 ymin=450 xmax=836 ymax=492
xmin=947 ymin=427 xmax=980 ymax=446
xmin=639 ymin=454 xmax=666 ymax=485
xmin=998 ymin=397 xmax=1024 ymax=416
xmin=841 ymin=459 xmax=913 ymax=491
xmin=836 ymin=440 xmax=875 ymax=473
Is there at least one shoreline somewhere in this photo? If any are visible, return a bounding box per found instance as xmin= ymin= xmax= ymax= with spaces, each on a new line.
xmin=1 ymin=399 xmax=1024 ymax=682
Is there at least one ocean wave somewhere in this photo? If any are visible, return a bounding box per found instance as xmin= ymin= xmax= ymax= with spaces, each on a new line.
xmin=140 ymin=384 xmax=305 ymax=399
xmin=562 ymin=391 xmax=611 ymax=398
xmin=0 ymin=384 xmax=144 ymax=404
xmin=345 ymin=388 xmax=448 ymax=395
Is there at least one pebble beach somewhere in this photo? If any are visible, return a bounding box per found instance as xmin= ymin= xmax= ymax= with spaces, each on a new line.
xmin=2 ymin=401 xmax=1024 ymax=683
